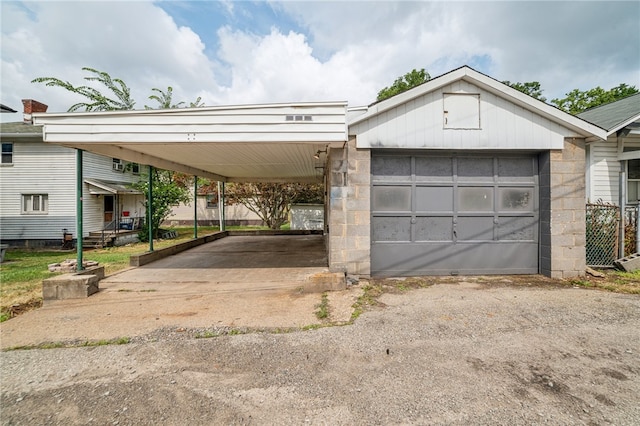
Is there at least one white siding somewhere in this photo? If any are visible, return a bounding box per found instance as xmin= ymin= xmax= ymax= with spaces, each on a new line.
xmin=588 ymin=138 xmax=619 ymax=204
xmin=352 ymin=81 xmax=575 ymax=150
xmin=0 ymin=141 xmax=76 ymax=240
xmin=0 ymin=141 xmax=145 ymax=241
xmin=587 ymin=135 xmax=640 ymax=205
xmin=82 ymin=153 xmax=145 ymax=234
xmin=167 ymin=196 xmax=260 ymax=223
xmin=39 ymin=103 xmax=347 ymax=144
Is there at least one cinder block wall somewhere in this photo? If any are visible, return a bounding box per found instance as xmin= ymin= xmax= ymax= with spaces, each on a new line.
xmin=542 ymin=137 xmax=587 ymax=278
xmin=327 ymin=138 xmax=371 ymax=276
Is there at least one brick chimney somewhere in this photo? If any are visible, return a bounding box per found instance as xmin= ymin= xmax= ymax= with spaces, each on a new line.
xmin=22 ymin=99 xmax=48 ymax=124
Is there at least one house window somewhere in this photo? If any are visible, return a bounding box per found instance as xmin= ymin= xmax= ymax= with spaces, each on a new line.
xmin=131 ymin=163 xmax=140 ymax=175
xmin=112 ymin=158 xmax=124 ymax=172
xmin=628 ymin=159 xmax=640 ymax=203
xmin=206 ymin=194 xmax=218 ymax=209
xmin=1 ymin=142 xmax=13 ymax=164
xmin=22 ymin=194 xmax=48 ymax=214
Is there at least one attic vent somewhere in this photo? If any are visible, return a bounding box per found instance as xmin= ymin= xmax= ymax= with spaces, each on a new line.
xmin=285 ymin=115 xmax=313 ymax=122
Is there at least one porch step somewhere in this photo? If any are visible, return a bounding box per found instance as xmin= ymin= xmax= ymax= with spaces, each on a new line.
xmin=83 ymin=235 xmax=115 ymax=249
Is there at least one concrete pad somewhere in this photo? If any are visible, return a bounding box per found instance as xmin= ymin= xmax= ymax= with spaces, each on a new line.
xmin=0 ymin=235 xmax=355 ymax=349
xmin=42 ymin=266 xmax=105 ymax=301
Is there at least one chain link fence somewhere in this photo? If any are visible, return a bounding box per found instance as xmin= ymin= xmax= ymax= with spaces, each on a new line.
xmin=586 ymin=203 xmax=640 ymax=267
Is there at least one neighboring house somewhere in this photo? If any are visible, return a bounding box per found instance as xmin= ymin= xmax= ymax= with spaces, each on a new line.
xmin=578 ymin=94 xmax=640 ymax=206
xmin=167 ymin=193 xmax=262 ymax=226
xmin=0 ymin=100 xmax=145 ymax=248
xmin=32 ymin=66 xmax=609 ymax=279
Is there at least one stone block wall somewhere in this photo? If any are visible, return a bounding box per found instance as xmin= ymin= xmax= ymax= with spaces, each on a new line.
xmin=541 ymin=137 xmax=586 ymax=278
xmin=327 ymin=138 xmax=371 ymax=276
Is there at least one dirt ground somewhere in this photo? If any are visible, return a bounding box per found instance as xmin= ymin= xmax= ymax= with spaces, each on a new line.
xmin=1 ymin=278 xmax=639 ymax=425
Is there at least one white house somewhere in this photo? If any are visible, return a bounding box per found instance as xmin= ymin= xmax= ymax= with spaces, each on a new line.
xmin=166 ymin=193 xmax=262 ymax=227
xmin=578 ymin=93 xmax=640 ymax=206
xmin=32 ymin=67 xmax=609 ymax=278
xmin=0 ymin=100 xmax=145 ymax=247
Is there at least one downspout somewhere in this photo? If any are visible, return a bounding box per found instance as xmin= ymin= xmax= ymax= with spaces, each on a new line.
xmin=148 ymin=165 xmax=154 ymax=252
xmin=619 ymin=164 xmax=626 ymax=259
xmin=194 ymin=176 xmax=198 ymax=239
xmin=218 ymin=181 xmax=225 ymax=231
xmin=76 ymin=149 xmax=84 ymax=271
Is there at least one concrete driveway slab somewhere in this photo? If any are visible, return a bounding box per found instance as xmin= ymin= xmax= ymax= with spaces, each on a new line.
xmin=0 ymin=235 xmax=358 ymax=349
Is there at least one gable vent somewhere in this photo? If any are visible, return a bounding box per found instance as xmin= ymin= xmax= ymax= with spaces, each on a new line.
xmin=285 ymin=115 xmax=313 ymax=122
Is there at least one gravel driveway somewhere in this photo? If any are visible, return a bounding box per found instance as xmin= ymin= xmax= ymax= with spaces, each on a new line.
xmin=2 ymin=280 xmax=639 ymax=425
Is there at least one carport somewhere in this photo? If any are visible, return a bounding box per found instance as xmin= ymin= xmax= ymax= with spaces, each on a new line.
xmin=33 ymin=102 xmax=348 ymax=270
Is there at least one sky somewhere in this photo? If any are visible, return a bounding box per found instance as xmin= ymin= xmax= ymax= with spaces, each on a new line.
xmin=1 ymin=1 xmax=639 ymax=122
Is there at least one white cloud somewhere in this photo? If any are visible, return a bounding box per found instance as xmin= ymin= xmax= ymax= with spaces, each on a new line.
xmin=1 ymin=0 xmax=638 ymax=124
xmin=1 ymin=0 xmax=218 ymax=117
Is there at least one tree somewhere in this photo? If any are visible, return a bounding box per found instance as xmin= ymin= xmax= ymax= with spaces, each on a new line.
xmin=32 ymin=67 xmax=135 ymax=112
xmin=225 ymin=183 xmax=324 ymax=230
xmin=551 ymin=83 xmax=639 ymax=115
xmin=32 ymin=67 xmax=201 ymax=239
xmin=503 ymin=81 xmax=546 ymax=102
xmin=145 ymin=86 xmax=204 ymax=109
xmin=131 ymin=169 xmax=191 ymax=241
xmin=377 ymin=68 xmax=431 ymax=101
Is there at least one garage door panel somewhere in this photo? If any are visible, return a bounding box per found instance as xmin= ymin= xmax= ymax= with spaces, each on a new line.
xmin=416 ymin=186 xmax=453 ymax=211
xmin=458 ymin=157 xmax=493 ymax=180
xmin=372 ymin=152 xmax=539 ymax=276
xmin=415 ymin=157 xmax=453 ymax=180
xmin=371 ymin=242 xmax=539 ymax=275
xmin=498 ymin=216 xmax=537 ymax=240
xmin=372 ymin=216 xmax=412 ymax=242
xmin=498 ymin=157 xmax=536 ymax=180
xmin=372 ymin=156 xmax=411 ymax=181
xmin=458 ymin=187 xmax=494 ymax=211
xmin=415 ymin=217 xmax=453 ymax=241
xmin=457 ymin=216 xmax=494 ymax=240
xmin=499 ymin=187 xmax=534 ymax=211
xmin=372 ymin=186 xmax=411 ymax=211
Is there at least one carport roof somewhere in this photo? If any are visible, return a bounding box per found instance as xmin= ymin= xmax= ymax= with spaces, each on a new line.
xmin=33 ymin=101 xmax=348 ymax=183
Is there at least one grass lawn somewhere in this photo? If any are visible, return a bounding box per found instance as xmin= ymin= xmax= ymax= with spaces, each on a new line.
xmin=0 ymin=225 xmax=271 ymax=321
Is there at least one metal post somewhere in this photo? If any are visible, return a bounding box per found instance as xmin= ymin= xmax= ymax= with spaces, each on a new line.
xmin=194 ymin=175 xmax=198 ymax=239
xmin=636 ymin=203 xmax=640 ymax=254
xmin=619 ymin=166 xmax=626 ymax=258
xmin=148 ymin=165 xmax=154 ymax=252
xmin=76 ymin=149 xmax=84 ymax=271
xmin=218 ymin=181 xmax=226 ymax=232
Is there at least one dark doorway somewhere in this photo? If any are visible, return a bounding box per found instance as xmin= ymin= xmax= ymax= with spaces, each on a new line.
xmin=104 ymin=195 xmax=114 ymax=224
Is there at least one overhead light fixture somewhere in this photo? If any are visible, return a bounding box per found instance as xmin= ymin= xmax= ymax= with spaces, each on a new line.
xmin=314 ymin=148 xmax=327 ymax=159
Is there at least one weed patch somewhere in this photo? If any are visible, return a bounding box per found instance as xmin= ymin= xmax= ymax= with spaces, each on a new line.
xmin=195 ymin=330 xmax=219 ymax=339
xmin=351 ymin=283 xmax=385 ymax=321
xmin=6 ymin=336 xmax=131 ymax=351
xmin=314 ymin=293 xmax=330 ymax=320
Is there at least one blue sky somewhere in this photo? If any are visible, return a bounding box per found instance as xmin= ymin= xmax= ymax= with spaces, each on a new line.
xmin=1 ymin=1 xmax=639 ymax=120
